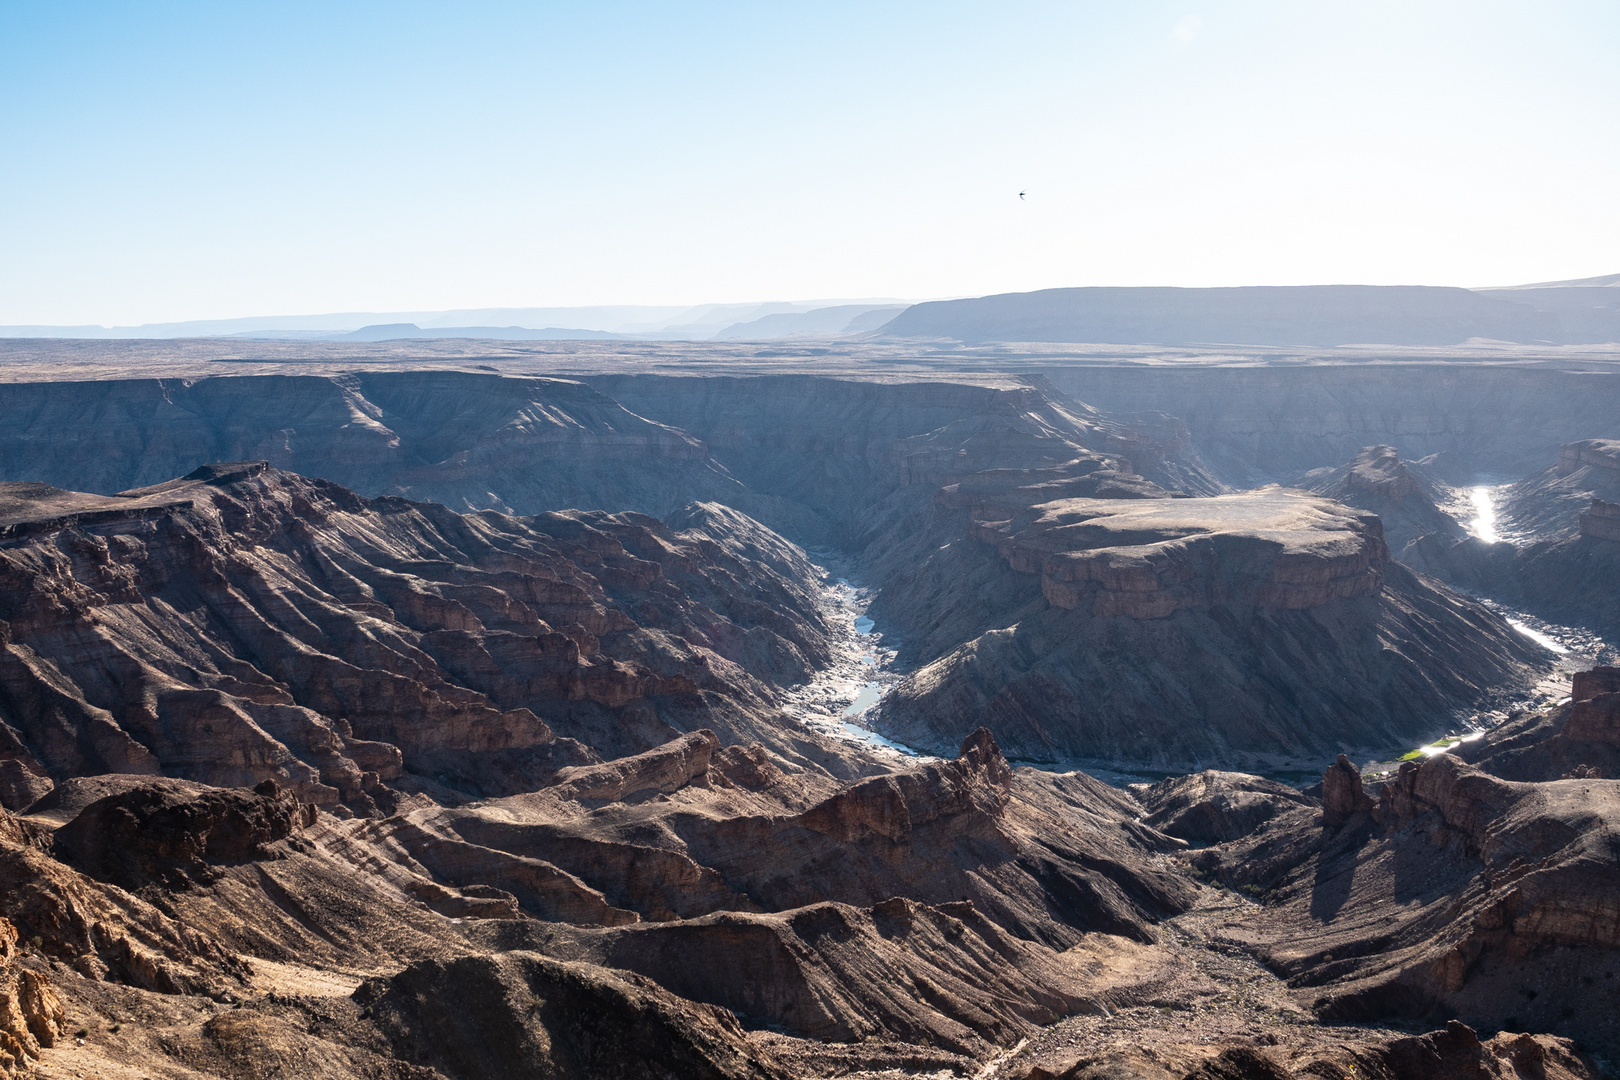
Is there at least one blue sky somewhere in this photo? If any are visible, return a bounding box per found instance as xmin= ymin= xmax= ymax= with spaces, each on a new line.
xmin=2 ymin=1 xmax=1617 ymax=324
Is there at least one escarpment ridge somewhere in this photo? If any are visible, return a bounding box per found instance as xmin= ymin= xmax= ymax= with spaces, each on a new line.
xmin=0 ymin=462 xmax=859 ymax=810
xmin=872 ymin=473 xmax=1543 ymax=769
xmin=0 ymin=363 xmax=1610 ymax=1078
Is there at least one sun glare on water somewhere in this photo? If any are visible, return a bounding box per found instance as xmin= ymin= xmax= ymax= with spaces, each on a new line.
xmin=1468 ymin=486 xmax=1499 ymax=543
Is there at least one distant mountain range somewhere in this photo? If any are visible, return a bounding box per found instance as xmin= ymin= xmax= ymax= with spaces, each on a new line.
xmin=879 ymin=280 xmax=1620 ymax=347
xmin=3 ymin=275 xmax=1616 ymax=346
xmin=0 ymin=299 xmax=915 ymax=344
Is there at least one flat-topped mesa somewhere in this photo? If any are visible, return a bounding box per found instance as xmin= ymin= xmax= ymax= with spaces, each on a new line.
xmin=0 ymin=480 xmax=196 ymax=540
xmin=1555 ymin=438 xmax=1620 ymax=477
xmin=976 ymin=489 xmax=1387 ymax=619
xmin=1579 ymin=497 xmax=1620 ymax=541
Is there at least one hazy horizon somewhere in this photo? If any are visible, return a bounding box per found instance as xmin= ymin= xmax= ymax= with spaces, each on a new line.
xmin=4 ymin=1 xmax=1618 ymax=326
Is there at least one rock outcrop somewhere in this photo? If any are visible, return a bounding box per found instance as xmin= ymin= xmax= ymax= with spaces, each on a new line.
xmin=0 ymin=917 xmax=64 ymax=1075
xmin=874 ymin=484 xmax=1542 ymax=768
xmin=1321 ymin=754 xmax=1374 ymax=827
xmin=357 ymin=951 xmax=792 ymax=1080
xmin=1564 ymin=666 xmax=1620 ymax=745
xmin=0 ymin=464 xmax=844 ymax=808
xmin=1137 ymin=771 xmax=1315 ymax=844
xmin=350 ymin=729 xmax=1194 ymax=950
xmin=52 ymin=778 xmax=317 ymax=890
xmin=1451 ymin=671 xmax=1620 ymax=783
xmin=1185 ymin=740 xmax=1620 ymax=1058
xmin=1289 ymin=445 xmax=1466 ymax=554
xmin=1578 ymin=496 xmax=1620 ymax=541
xmin=1500 ymin=439 xmax=1620 ymax=540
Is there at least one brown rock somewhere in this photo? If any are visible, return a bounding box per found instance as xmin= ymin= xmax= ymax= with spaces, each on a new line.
xmin=0 ymin=761 xmax=50 ymax=813
xmin=1321 ymin=755 xmax=1374 ymax=828
xmin=1140 ymin=771 xmax=1316 ymax=843
xmin=52 ymin=778 xmax=317 ymax=890
xmin=1563 ymin=691 xmax=1620 ymax=745
xmin=549 ymin=729 xmax=719 ymax=802
xmin=0 ymin=923 xmax=64 ymax=1073
xmin=1571 ymin=665 xmax=1620 ymax=702
xmin=357 ymin=951 xmax=791 ymax=1080
xmin=1181 ymin=1047 xmax=1292 ymax=1080
xmin=0 ymin=462 xmax=849 ymax=809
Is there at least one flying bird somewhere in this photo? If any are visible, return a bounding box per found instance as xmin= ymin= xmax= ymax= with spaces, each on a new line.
xmin=1018 ymin=191 xmax=1026 ymax=199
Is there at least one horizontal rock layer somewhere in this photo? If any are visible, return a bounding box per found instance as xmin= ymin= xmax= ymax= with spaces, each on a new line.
xmin=0 ymin=464 xmax=842 ymax=810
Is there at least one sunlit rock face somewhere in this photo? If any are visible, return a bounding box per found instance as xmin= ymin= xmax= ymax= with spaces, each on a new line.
xmin=1286 ymin=445 xmax=1466 ymax=554
xmin=976 ymin=490 xmax=1387 ymax=619
xmin=0 ymin=463 xmax=844 ymax=809
xmin=875 ymin=484 xmax=1542 ymax=770
xmin=1579 ymin=497 xmax=1620 ymax=542
xmin=1500 ymin=438 xmax=1620 ymax=539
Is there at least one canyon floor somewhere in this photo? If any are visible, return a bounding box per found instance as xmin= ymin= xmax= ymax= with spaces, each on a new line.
xmin=0 ymin=339 xmax=1616 ymax=1079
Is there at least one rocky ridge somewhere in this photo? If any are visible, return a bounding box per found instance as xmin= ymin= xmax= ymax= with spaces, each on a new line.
xmin=0 ymin=463 xmax=862 ymax=814
xmin=873 ymin=480 xmax=1542 ymax=768
xmin=1289 ymin=444 xmax=1467 ymax=554
xmin=1164 ymin=688 xmax=1620 ymax=1062
xmin=0 ymin=367 xmax=1609 ymax=1078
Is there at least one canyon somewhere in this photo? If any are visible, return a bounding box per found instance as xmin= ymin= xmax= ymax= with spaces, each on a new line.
xmin=0 ymin=337 xmax=1615 ymax=1079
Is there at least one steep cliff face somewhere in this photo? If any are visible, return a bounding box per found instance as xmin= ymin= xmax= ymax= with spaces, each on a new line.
xmin=1500 ymin=439 xmax=1620 ymax=540
xmin=1288 ymin=445 xmax=1466 ymax=554
xmin=874 ymin=486 xmax=1542 ymax=769
xmin=0 ymin=371 xmax=1220 ymax=559
xmin=1044 ymin=365 xmax=1620 ymax=487
xmin=1416 ymin=440 xmax=1620 ymax=637
xmin=586 ymin=373 xmax=1221 ymax=546
xmin=0 ymin=463 xmax=843 ymax=808
xmin=0 ymin=373 xmax=744 ymax=517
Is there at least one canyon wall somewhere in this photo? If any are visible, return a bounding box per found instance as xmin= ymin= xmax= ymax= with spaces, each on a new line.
xmin=1040 ymin=364 xmax=1620 ymax=486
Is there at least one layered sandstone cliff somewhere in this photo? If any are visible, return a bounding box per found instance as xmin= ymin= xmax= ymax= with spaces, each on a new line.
xmin=1500 ymin=438 xmax=1620 ymax=540
xmin=874 ymin=483 xmax=1540 ymax=769
xmin=0 ymin=463 xmax=846 ymax=810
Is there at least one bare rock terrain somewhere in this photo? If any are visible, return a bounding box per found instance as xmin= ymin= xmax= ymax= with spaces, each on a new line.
xmin=1290 ymin=445 xmax=1466 ymax=555
xmin=0 ymin=356 xmax=1613 ymax=1078
xmin=0 ymin=462 xmax=854 ymax=810
xmin=876 ymin=484 xmax=1542 ymax=768
xmin=1412 ymin=441 xmax=1620 ymax=639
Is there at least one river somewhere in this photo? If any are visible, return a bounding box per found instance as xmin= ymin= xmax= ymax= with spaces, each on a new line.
xmin=1351 ymin=483 xmax=1617 ymax=779
xmin=782 ymin=486 xmax=1612 ymax=781
xmin=779 ymin=565 xmax=930 ymax=760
